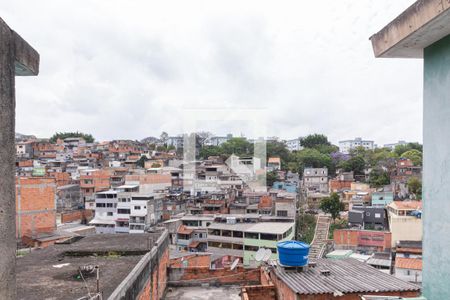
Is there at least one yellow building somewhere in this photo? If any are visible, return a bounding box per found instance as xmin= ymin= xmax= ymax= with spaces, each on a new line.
xmin=387 ymin=201 xmax=422 ymax=247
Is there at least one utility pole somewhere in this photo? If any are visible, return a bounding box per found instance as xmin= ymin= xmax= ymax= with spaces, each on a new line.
xmin=0 ymin=17 xmax=39 ymax=299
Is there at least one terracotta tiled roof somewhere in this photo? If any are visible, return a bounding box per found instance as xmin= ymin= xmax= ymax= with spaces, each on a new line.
xmin=268 ymin=157 xmax=281 ymax=164
xmin=177 ymin=225 xmax=193 ymax=235
xmin=395 ymin=257 xmax=422 ymax=270
xmin=390 ymin=200 xmax=422 ymax=210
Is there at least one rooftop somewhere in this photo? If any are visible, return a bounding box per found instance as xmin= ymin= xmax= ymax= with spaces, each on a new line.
xmin=165 ymin=286 xmax=241 ymax=300
xmin=395 ymin=257 xmax=423 ymax=270
xmin=274 ymin=258 xmax=419 ymax=296
xmin=16 ymin=233 xmax=165 ymax=300
xmin=389 ymin=201 xmax=422 ymax=210
xmin=208 ymin=222 xmax=294 ymax=235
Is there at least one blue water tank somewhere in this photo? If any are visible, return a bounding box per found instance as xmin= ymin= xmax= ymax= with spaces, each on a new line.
xmin=277 ymin=241 xmax=310 ymax=267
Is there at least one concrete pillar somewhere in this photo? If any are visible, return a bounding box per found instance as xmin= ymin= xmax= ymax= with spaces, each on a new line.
xmin=423 ymin=34 xmax=450 ymax=299
xmin=0 ymin=17 xmax=39 ymax=300
xmin=0 ymin=17 xmax=17 ymax=300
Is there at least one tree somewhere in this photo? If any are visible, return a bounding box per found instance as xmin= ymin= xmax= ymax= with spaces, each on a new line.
xmin=400 ymin=149 xmax=422 ymax=166
xmin=266 ymin=171 xmax=278 ymax=187
xmin=266 ymin=141 xmax=290 ymax=169
xmin=136 ymin=156 xmax=149 ymax=168
xmin=160 ymin=131 xmax=169 ymax=144
xmin=291 ymin=148 xmax=332 ymax=175
xmin=300 ymin=134 xmax=331 ymax=149
xmin=369 ymin=168 xmax=390 ymax=187
xmin=49 ymin=131 xmax=94 ymax=143
xmin=319 ymin=193 xmax=344 ymax=221
xmin=339 ymin=155 xmax=366 ymax=175
xmin=220 ymin=137 xmax=253 ymax=156
xmin=408 ymin=177 xmax=422 ymax=199
xmin=394 ymin=142 xmax=423 ymax=157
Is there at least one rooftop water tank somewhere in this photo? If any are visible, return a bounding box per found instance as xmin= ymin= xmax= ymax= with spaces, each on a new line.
xmin=277 ymin=241 xmax=310 ymax=267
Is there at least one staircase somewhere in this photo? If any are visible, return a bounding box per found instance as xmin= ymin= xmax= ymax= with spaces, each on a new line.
xmin=309 ymin=215 xmax=331 ymax=259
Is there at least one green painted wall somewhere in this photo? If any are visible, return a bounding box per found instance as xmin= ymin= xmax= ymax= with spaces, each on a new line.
xmin=243 ymin=229 xmax=295 ymax=265
xmin=423 ymin=34 xmax=450 ymax=299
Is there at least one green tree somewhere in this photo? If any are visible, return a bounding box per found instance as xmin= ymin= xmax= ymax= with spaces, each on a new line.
xmin=369 ymin=168 xmax=390 ymax=187
xmin=220 ymin=137 xmax=253 ymax=156
xmin=394 ymin=143 xmax=423 ymax=156
xmin=49 ymin=131 xmax=95 ymax=143
xmin=266 ymin=141 xmax=290 ymax=169
xmin=291 ymin=148 xmax=332 ymax=174
xmin=408 ymin=177 xmax=422 ymax=199
xmin=266 ymin=171 xmax=279 ymax=187
xmin=339 ymin=155 xmax=366 ymax=175
xmin=400 ymin=149 xmax=422 ymax=166
xmin=300 ymin=134 xmax=331 ymax=149
xmin=319 ymin=193 xmax=344 ymax=221
xmin=136 ymin=156 xmax=149 ymax=168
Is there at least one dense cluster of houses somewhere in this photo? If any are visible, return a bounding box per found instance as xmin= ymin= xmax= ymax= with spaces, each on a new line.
xmin=14 ymin=133 xmax=423 ymax=299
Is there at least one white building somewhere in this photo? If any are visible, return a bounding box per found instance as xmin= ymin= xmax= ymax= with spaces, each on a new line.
xmin=90 ymin=186 xmax=164 ymax=234
xmin=384 ymin=140 xmax=407 ymax=150
xmin=285 ymin=138 xmax=303 ymax=152
xmin=90 ymin=190 xmax=118 ymax=234
xmin=339 ymin=137 xmax=375 ymax=154
xmin=204 ymin=134 xmax=232 ymax=147
xmin=166 ymin=136 xmax=184 ymax=149
xmin=303 ymin=168 xmax=328 ymax=193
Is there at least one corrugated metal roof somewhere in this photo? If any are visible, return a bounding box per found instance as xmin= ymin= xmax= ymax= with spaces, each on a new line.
xmin=274 ymin=258 xmax=420 ymax=295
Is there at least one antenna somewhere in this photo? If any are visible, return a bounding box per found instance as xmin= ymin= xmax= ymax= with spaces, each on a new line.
xmin=254 ymin=248 xmax=265 ymax=262
xmin=230 ymin=258 xmax=239 ymax=271
xmin=263 ymin=249 xmax=272 ymax=262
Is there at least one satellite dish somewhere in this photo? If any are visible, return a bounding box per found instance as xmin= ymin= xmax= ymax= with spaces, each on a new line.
xmin=254 ymin=248 xmax=266 ymax=262
xmin=263 ymin=249 xmax=272 ymax=262
xmin=230 ymin=258 xmax=239 ymax=271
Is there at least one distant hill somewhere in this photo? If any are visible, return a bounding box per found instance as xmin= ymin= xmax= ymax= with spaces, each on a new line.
xmin=15 ymin=132 xmax=37 ymax=141
xmin=141 ymin=136 xmax=160 ymax=144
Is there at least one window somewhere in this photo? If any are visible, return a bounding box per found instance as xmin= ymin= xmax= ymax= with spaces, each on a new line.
xmin=366 ymin=212 xmax=370 ymax=216
xmin=106 ymin=203 xmax=113 ymax=208
xmin=233 ymin=244 xmax=243 ymax=250
xmin=208 ymin=229 xmax=221 ymax=236
xmin=134 ymin=206 xmax=141 ymax=210
xmin=222 ymin=230 xmax=232 ymax=237
xmin=232 ymin=231 xmax=243 ymax=238
xmin=277 ymin=210 xmax=288 ymax=217
xmin=244 ymin=232 xmax=259 ymax=239
xmin=208 ymin=241 xmax=221 ymax=248
xmin=260 ymin=233 xmax=278 ymax=241
xmin=244 ymin=245 xmax=259 ymax=252
xmin=117 ymin=209 xmax=130 ymax=214
xmin=96 ymin=203 xmax=106 ymax=208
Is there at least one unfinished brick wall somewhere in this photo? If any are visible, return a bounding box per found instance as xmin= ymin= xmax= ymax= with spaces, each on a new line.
xmin=170 ymin=254 xmax=211 ymax=268
xmin=60 ymin=209 xmax=93 ymax=224
xmin=16 ymin=177 xmax=56 ymax=240
xmin=168 ymin=266 xmax=260 ymax=287
xmin=137 ymin=247 xmax=169 ymax=300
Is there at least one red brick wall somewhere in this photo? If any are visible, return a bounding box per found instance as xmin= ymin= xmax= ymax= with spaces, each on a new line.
xmin=16 ymin=177 xmax=56 ymax=239
xmin=137 ymin=247 xmax=169 ymax=300
xmin=334 ymin=229 xmax=391 ymax=252
xmin=169 ymin=266 xmax=260 ymax=286
xmin=49 ymin=172 xmax=71 ymax=186
xmin=60 ymin=209 xmax=93 ymax=223
xmin=170 ymin=254 xmax=211 ymax=268
xmin=329 ymin=179 xmax=353 ymax=192
xmin=241 ymin=285 xmax=276 ymax=300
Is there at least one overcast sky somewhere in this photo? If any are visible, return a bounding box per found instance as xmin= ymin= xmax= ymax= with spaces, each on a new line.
xmin=2 ymin=0 xmax=422 ymax=145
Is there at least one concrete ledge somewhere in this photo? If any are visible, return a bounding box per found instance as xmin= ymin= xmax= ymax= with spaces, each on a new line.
xmin=370 ymin=0 xmax=450 ymax=58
